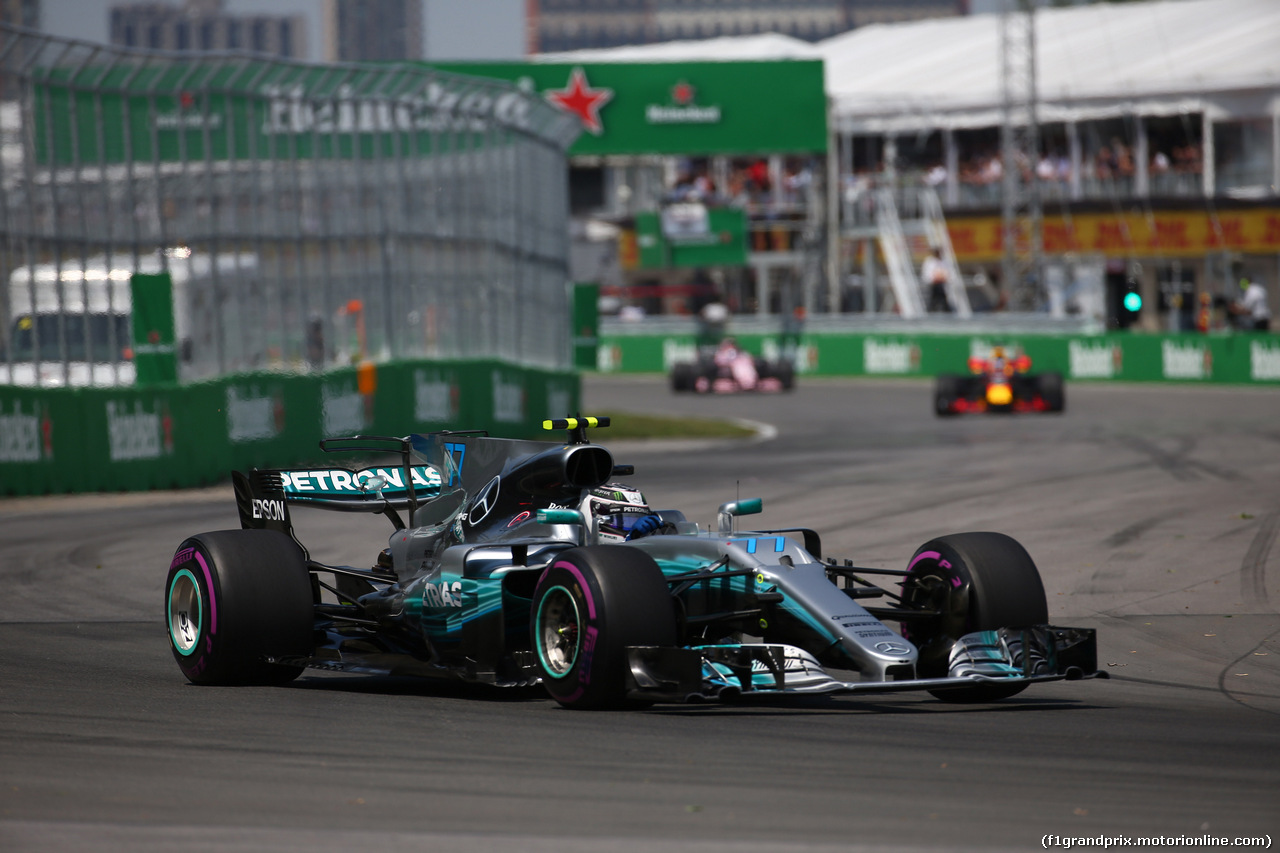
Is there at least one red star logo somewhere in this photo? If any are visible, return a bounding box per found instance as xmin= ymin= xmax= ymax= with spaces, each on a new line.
xmin=671 ymin=80 xmax=695 ymax=105
xmin=545 ymin=67 xmax=613 ymax=135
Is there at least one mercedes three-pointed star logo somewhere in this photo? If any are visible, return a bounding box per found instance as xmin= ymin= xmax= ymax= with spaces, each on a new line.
xmin=467 ymin=475 xmax=501 ymax=525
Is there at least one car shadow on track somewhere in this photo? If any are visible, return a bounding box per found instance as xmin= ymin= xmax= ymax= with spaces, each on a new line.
xmin=286 ymin=674 xmax=1105 ymax=715
xmin=287 ymin=673 xmax=552 ymax=703
xmin=643 ymin=695 xmax=1107 ymax=717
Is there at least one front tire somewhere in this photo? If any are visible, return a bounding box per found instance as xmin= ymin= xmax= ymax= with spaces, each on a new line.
xmin=1038 ymin=372 xmax=1065 ymax=412
xmin=166 ymin=529 xmax=314 ymax=686
xmin=900 ymin=532 xmax=1048 ymax=702
xmin=671 ymin=362 xmax=694 ymax=392
xmin=531 ymin=545 xmax=677 ymax=709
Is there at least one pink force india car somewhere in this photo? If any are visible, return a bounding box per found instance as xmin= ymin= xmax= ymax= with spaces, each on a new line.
xmin=671 ymin=340 xmax=796 ymax=394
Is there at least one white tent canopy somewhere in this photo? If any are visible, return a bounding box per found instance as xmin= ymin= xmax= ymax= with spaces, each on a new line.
xmin=534 ymin=31 xmax=821 ymax=64
xmin=536 ymin=0 xmax=1280 ymax=134
xmin=820 ymin=0 xmax=1280 ymax=133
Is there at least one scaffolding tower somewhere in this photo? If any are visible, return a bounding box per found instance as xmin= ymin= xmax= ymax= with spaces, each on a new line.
xmin=999 ymin=1 xmax=1043 ymax=311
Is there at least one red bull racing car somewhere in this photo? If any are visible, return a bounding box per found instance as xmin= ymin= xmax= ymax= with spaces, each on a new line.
xmin=165 ymin=417 xmax=1101 ymax=709
xmin=935 ymin=346 xmax=1065 ymax=416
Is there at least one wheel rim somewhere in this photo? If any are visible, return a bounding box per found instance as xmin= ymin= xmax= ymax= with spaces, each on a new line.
xmin=536 ymin=585 xmax=580 ymax=679
xmin=901 ymin=570 xmax=949 ymax=643
xmin=168 ymin=569 xmax=202 ymax=656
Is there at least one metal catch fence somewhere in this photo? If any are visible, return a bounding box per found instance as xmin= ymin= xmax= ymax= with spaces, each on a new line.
xmin=0 ymin=24 xmax=580 ymax=386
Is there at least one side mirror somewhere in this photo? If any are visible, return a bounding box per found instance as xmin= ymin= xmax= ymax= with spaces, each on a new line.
xmin=717 ymin=498 xmax=762 ymax=534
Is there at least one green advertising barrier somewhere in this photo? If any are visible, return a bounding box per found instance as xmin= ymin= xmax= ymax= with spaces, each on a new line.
xmin=80 ymin=386 xmax=187 ymax=492
xmin=596 ymin=329 xmax=1280 ymax=386
xmin=0 ymin=359 xmax=579 ymax=497
xmin=0 ymin=388 xmax=85 ymax=494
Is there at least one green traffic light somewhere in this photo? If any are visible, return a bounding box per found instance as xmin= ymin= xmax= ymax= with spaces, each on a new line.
xmin=1123 ymin=291 xmax=1143 ymax=312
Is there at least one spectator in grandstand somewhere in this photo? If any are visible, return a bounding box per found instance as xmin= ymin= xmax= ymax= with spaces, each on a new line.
xmin=1094 ymin=145 xmax=1117 ymax=180
xmin=1055 ymin=152 xmax=1072 ymax=184
xmin=747 ymin=159 xmax=770 ymax=195
xmin=1035 ymin=153 xmax=1056 ymax=183
xmin=666 ymin=169 xmax=694 ymax=202
xmin=725 ymin=171 xmax=750 ymax=209
xmin=783 ymin=161 xmax=812 ymax=207
xmin=921 ymin=248 xmax=951 ymax=313
xmin=979 ymin=154 xmax=1003 ymax=185
xmin=1231 ymin=278 xmax=1272 ymax=332
xmin=1174 ymin=144 xmax=1203 ymax=174
xmin=1113 ymin=138 xmax=1135 ymax=178
xmin=1195 ymin=291 xmax=1213 ymax=334
xmin=668 ymin=166 xmax=717 ymax=204
xmin=692 ymin=169 xmax=716 ymax=201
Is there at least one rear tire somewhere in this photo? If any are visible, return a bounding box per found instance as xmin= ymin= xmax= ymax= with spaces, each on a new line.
xmin=934 ymin=375 xmax=960 ymax=416
xmin=698 ymin=358 xmax=719 ymax=393
xmin=531 ymin=545 xmax=677 ymax=709
xmin=900 ymin=532 xmax=1048 ymax=702
xmin=165 ymin=529 xmax=314 ymax=686
xmin=776 ymin=360 xmax=796 ymax=391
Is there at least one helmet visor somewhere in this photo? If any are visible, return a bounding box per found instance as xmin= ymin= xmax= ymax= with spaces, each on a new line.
xmin=592 ymin=503 xmax=651 ymax=535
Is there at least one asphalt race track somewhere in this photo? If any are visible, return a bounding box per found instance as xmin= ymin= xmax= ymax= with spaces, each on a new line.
xmin=2 ymin=375 xmax=1278 ymax=853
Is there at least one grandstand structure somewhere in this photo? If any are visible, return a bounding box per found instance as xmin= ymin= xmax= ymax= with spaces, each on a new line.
xmin=824 ymin=0 xmax=1279 ymax=328
xmin=544 ymin=0 xmax=1280 ymax=330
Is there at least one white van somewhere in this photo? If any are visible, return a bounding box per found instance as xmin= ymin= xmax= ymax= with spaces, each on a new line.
xmin=1 ymin=250 xmax=254 ymax=387
xmin=2 ymin=257 xmax=143 ymax=387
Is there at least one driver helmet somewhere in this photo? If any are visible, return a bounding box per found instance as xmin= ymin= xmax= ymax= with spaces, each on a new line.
xmin=581 ymin=484 xmax=652 ymax=543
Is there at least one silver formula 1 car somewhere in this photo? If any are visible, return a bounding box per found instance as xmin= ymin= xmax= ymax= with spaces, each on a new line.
xmin=165 ymin=418 xmax=1103 ymax=709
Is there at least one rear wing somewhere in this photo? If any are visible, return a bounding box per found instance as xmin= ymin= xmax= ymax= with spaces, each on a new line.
xmin=277 ymin=463 xmax=441 ymax=505
xmin=234 ymin=463 xmax=443 ymax=533
xmin=234 ymin=434 xmax=447 ymax=534
xmin=232 ymin=423 xmax=617 ymax=536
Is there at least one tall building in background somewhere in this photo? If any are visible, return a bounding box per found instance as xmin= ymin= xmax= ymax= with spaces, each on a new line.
xmin=1 ymin=0 xmax=40 ymax=97
xmin=848 ymin=0 xmax=965 ymax=27
xmin=109 ymin=0 xmax=306 ymax=58
xmin=529 ymin=0 xmax=963 ymax=53
xmin=324 ymin=0 xmax=422 ymax=62
xmin=0 ymin=0 xmax=39 ymax=30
